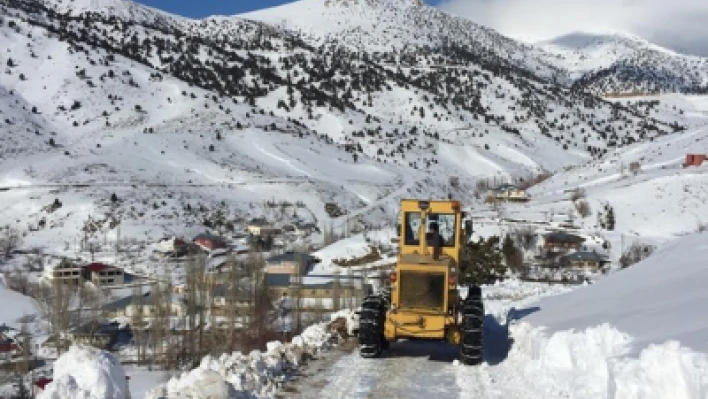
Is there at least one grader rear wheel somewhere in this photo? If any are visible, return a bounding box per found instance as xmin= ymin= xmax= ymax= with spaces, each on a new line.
xmin=460 ymin=286 xmax=484 ymax=365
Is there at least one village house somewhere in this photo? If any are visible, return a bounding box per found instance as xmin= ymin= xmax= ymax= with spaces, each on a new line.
xmin=83 ymin=262 xmax=125 ymax=286
xmin=67 ymin=323 xmax=113 ymax=349
xmin=264 ymin=252 xmax=318 ymax=275
xmin=0 ymin=334 xmax=21 ymax=361
xmin=558 ymin=251 xmax=610 ymax=269
xmin=193 ymin=233 xmax=227 ymax=252
xmin=245 ymin=218 xmax=269 ymax=236
xmin=294 ymin=221 xmax=319 ymax=236
xmin=66 ymin=321 xmax=131 ymax=350
xmin=264 ymin=274 xmax=360 ymax=312
xmin=102 ymin=292 xmax=187 ymax=319
xmin=488 ymin=183 xmax=529 ymax=202
xmin=209 ymin=284 xmax=253 ymax=318
xmin=282 ymin=222 xmax=319 ymax=237
xmin=264 ymin=273 xmax=292 ymax=296
xmin=542 ymin=231 xmax=585 ymax=254
xmin=34 ymin=378 xmax=53 ymax=394
xmin=48 ymin=260 xmax=83 ymax=285
xmin=683 ymin=153 xmax=706 ymax=167
xmin=153 ymin=236 xmax=189 ymax=256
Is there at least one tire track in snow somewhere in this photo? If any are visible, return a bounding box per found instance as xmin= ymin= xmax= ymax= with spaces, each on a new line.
xmin=288 ymin=340 xmax=461 ymax=398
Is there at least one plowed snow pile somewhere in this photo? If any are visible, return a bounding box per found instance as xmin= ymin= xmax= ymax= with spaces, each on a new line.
xmin=497 ymin=231 xmax=708 ymax=398
xmin=144 ymin=312 xmax=350 ymax=398
xmin=38 ymin=345 xmax=129 ymax=399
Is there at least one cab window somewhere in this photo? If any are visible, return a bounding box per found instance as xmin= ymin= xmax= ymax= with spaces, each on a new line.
xmin=403 ymin=212 xmax=457 ymax=248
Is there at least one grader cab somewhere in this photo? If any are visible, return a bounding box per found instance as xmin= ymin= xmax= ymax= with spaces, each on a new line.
xmin=358 ymin=199 xmax=484 ymax=365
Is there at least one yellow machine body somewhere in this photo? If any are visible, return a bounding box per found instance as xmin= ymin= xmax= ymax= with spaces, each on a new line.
xmin=384 ymin=199 xmax=466 ymax=344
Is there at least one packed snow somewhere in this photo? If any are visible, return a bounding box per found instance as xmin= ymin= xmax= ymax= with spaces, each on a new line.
xmin=38 ymin=345 xmax=130 ymax=399
xmin=143 ymin=311 xmax=353 ymax=398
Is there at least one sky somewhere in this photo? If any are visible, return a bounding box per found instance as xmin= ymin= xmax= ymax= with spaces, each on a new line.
xmin=134 ymin=0 xmax=708 ymax=56
xmin=437 ymin=0 xmax=708 ymax=56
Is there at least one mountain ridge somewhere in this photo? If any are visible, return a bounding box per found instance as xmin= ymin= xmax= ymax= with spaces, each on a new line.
xmin=0 ymin=0 xmax=700 ymax=253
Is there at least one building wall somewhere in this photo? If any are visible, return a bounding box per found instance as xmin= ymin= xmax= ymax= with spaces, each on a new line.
xmin=544 ymin=242 xmax=580 ymax=252
xmin=569 ymin=260 xmax=601 ymax=269
xmin=91 ymin=270 xmax=125 ymax=286
xmin=265 ymin=262 xmax=299 ymax=274
xmin=51 ymin=268 xmax=83 ymax=284
xmin=246 ymin=225 xmax=262 ymax=235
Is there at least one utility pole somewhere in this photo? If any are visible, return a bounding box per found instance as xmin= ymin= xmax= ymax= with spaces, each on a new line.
xmin=115 ymin=223 xmax=120 ymax=264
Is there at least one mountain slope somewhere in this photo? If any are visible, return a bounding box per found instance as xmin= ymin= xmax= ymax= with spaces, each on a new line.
xmin=542 ymin=32 xmax=708 ymax=95
xmin=0 ymin=0 xmax=693 ymax=253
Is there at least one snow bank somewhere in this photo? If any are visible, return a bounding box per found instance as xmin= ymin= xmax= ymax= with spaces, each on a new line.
xmin=311 ymin=230 xmax=395 ymax=272
xmin=491 ymin=232 xmax=708 ymax=398
xmin=144 ymin=311 xmax=355 ymax=398
xmin=526 ymin=231 xmax=708 ymax=353
xmin=508 ymin=322 xmax=708 ymax=399
xmin=38 ymin=345 xmax=130 ymax=399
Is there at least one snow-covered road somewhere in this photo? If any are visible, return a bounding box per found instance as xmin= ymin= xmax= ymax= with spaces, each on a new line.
xmin=281 ymin=282 xmax=560 ymax=399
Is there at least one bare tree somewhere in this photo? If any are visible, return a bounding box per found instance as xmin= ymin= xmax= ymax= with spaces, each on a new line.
xmin=4 ymin=268 xmax=31 ymax=296
xmin=511 ymin=227 xmax=537 ymax=251
xmin=130 ymin=285 xmax=147 ymax=364
xmin=0 ymin=226 xmax=22 ymax=256
xmin=620 ymin=243 xmax=655 ymax=268
xmin=223 ymin=256 xmax=244 ymax=352
xmin=149 ymin=282 xmax=170 ymax=368
xmin=569 ymin=188 xmax=586 ymax=202
xmin=34 ymin=279 xmax=73 ymax=355
xmin=16 ymin=317 xmax=32 ymax=375
xmin=575 ymin=200 xmax=592 ymax=218
xmin=332 ymin=271 xmax=341 ymax=312
xmin=184 ymin=254 xmax=209 ymax=367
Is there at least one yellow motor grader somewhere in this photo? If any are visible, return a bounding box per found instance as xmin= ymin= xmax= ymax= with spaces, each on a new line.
xmin=358 ymin=199 xmax=484 ymax=365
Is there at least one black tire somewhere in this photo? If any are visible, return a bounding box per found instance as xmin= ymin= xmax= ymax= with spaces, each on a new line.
xmin=460 ymin=286 xmax=484 ymax=365
xmin=358 ymin=295 xmax=386 ymax=358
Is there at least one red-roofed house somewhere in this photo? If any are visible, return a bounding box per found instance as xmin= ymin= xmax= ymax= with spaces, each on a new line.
xmin=83 ymin=263 xmax=124 ymax=286
xmin=193 ymin=233 xmax=227 ymax=252
xmin=0 ymin=338 xmax=21 ymax=361
xmin=34 ymin=377 xmax=52 ymax=394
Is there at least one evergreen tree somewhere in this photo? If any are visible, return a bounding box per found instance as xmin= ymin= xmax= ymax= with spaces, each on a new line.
xmin=460 ymin=236 xmax=506 ymax=285
xmin=502 ymin=235 xmax=523 ymax=271
xmin=607 ymin=206 xmax=615 ymax=231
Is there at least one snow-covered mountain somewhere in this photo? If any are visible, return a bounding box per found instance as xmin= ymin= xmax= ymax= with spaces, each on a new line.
xmin=0 ymin=0 xmax=699 ymax=252
xmin=541 ymin=32 xmax=708 ymax=95
xmin=239 ymin=0 xmax=565 ymax=80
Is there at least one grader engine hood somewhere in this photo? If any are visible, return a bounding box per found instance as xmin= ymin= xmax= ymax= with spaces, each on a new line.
xmin=398 ymin=270 xmax=446 ymax=311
